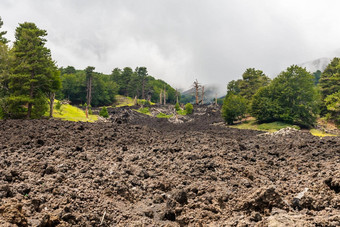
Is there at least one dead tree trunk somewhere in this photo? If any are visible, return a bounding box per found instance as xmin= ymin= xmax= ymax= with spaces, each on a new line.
xmin=85 ymin=66 xmax=95 ymax=107
xmin=160 ymin=91 xmax=163 ymax=105
xmin=193 ymin=79 xmax=200 ymax=105
xmin=201 ymin=86 xmax=205 ymax=104
xmin=134 ymin=96 xmax=137 ymax=105
xmin=163 ymin=87 xmax=166 ymax=105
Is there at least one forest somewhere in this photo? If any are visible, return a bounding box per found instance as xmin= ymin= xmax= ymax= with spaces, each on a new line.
xmin=0 ymin=17 xmax=339 ymax=128
xmin=221 ymin=62 xmax=340 ymax=128
xmin=0 ymin=18 xmax=178 ymax=119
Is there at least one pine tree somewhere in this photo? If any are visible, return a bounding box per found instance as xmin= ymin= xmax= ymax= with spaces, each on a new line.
xmin=0 ymin=17 xmax=9 ymax=44
xmin=9 ymin=22 xmax=60 ymax=118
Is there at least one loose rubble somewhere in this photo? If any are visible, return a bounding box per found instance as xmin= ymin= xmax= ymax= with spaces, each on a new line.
xmin=0 ymin=105 xmax=339 ymax=226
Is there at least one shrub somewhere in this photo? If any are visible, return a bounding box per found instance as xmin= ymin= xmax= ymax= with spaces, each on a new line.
xmin=156 ymin=112 xmax=173 ymax=118
xmin=136 ymin=107 xmax=150 ymax=115
xmin=55 ymin=101 xmax=62 ymax=110
xmin=324 ymin=91 xmax=340 ymax=125
xmin=99 ymin=106 xmax=109 ymax=118
xmin=185 ymin=103 xmax=193 ymax=114
xmin=175 ymin=102 xmax=180 ymax=111
xmin=88 ymin=108 xmax=93 ymax=115
xmin=222 ymin=93 xmax=247 ymax=124
xmin=177 ymin=109 xmax=187 ymax=115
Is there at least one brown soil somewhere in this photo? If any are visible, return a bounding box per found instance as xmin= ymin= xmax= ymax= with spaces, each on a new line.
xmin=0 ymin=105 xmax=339 ymax=226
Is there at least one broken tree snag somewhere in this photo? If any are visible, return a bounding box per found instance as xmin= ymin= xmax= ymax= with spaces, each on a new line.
xmin=193 ymin=79 xmax=200 ymax=105
xmin=85 ymin=66 xmax=95 ymax=107
xmin=163 ymin=87 xmax=166 ymax=105
xmin=134 ymin=96 xmax=137 ymax=105
xmin=201 ymin=86 xmax=205 ymax=104
xmin=159 ymin=91 xmax=163 ymax=105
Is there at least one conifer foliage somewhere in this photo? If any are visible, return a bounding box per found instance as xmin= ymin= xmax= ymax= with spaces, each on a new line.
xmin=5 ymin=22 xmax=61 ymax=118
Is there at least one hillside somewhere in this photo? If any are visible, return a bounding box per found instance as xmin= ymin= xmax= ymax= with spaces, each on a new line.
xmin=299 ymin=57 xmax=331 ymax=73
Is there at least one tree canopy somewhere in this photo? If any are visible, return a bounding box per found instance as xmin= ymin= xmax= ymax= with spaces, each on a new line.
xmin=251 ymin=65 xmax=319 ymax=127
xmin=0 ymin=16 xmax=9 ymax=44
xmin=222 ymin=93 xmax=247 ymax=124
xmin=319 ymin=57 xmax=340 ymax=100
xmin=2 ymin=22 xmax=60 ymax=118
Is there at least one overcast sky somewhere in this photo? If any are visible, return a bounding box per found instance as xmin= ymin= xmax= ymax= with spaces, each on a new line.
xmin=1 ymin=0 xmax=340 ymax=94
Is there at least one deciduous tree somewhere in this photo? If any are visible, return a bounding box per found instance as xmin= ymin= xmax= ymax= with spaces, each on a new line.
xmin=251 ymin=65 xmax=319 ymax=127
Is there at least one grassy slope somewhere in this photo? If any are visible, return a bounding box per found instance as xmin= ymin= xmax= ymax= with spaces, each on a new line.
xmin=115 ymin=95 xmax=155 ymax=107
xmin=229 ymin=119 xmax=337 ymax=137
xmin=229 ymin=119 xmax=299 ymax=132
xmin=115 ymin=95 xmax=135 ymax=107
xmin=51 ymin=103 xmax=98 ymax=122
xmin=309 ymin=129 xmax=337 ymax=137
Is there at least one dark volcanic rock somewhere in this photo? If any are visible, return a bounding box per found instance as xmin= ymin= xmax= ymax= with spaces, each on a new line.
xmin=0 ymin=111 xmax=339 ymax=226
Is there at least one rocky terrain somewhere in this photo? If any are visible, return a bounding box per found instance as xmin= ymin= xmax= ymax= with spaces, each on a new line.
xmin=0 ymin=105 xmax=339 ymax=226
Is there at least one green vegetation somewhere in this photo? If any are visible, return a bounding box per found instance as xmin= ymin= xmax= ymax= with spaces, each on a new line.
xmin=324 ymin=91 xmax=340 ymax=125
xmin=229 ymin=119 xmax=299 ymax=132
xmin=238 ymin=68 xmax=271 ymax=102
xmin=48 ymin=102 xmax=98 ymax=122
xmin=222 ymin=93 xmax=247 ymax=124
xmin=318 ymin=57 xmax=340 ymax=126
xmin=0 ymin=17 xmax=9 ymax=44
xmin=115 ymin=95 xmax=135 ymax=107
xmin=111 ymin=67 xmax=178 ymax=104
xmin=135 ymin=107 xmax=151 ymax=115
xmin=185 ymin=103 xmax=193 ymax=114
xmin=0 ymin=22 xmax=61 ymax=119
xmin=251 ymin=65 xmax=319 ymax=128
xmin=177 ymin=109 xmax=187 ymax=115
xmin=57 ymin=66 xmax=118 ymax=107
xmin=55 ymin=101 xmax=62 ymax=114
xmin=309 ymin=129 xmax=337 ymax=137
xmin=175 ymin=102 xmax=180 ymax=111
xmin=99 ymin=106 xmax=109 ymax=118
xmin=156 ymin=112 xmax=173 ymax=118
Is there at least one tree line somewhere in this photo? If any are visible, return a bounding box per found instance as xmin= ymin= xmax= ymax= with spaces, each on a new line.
xmin=0 ymin=18 xmax=178 ymax=119
xmin=222 ymin=61 xmax=340 ymax=128
xmin=56 ymin=65 xmax=178 ymax=106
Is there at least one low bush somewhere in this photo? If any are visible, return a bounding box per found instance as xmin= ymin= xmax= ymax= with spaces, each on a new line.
xmin=175 ymin=102 xmax=180 ymax=111
xmin=185 ymin=103 xmax=193 ymax=114
xmin=156 ymin=112 xmax=173 ymax=118
xmin=99 ymin=106 xmax=109 ymax=118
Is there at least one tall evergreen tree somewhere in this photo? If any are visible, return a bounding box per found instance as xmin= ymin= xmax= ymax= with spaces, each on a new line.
xmin=239 ymin=68 xmax=271 ymax=101
xmin=9 ymin=22 xmax=60 ymax=118
xmin=136 ymin=67 xmax=148 ymax=99
xmin=319 ymin=57 xmax=340 ymax=100
xmin=0 ymin=16 xmax=9 ymax=44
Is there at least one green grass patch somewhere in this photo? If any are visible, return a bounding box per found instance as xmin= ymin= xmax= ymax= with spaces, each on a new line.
xmin=309 ymin=129 xmax=337 ymax=137
xmin=134 ymin=107 xmax=151 ymax=115
xmin=50 ymin=102 xmax=98 ymax=122
xmin=177 ymin=109 xmax=187 ymax=115
xmin=115 ymin=95 xmax=155 ymax=107
xmin=156 ymin=112 xmax=173 ymax=118
xmin=115 ymin=95 xmax=135 ymax=107
xmin=230 ymin=120 xmax=300 ymax=132
xmin=257 ymin=122 xmax=300 ymax=132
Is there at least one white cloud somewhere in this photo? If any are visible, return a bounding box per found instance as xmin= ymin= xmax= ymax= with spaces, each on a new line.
xmin=1 ymin=0 xmax=339 ymax=94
